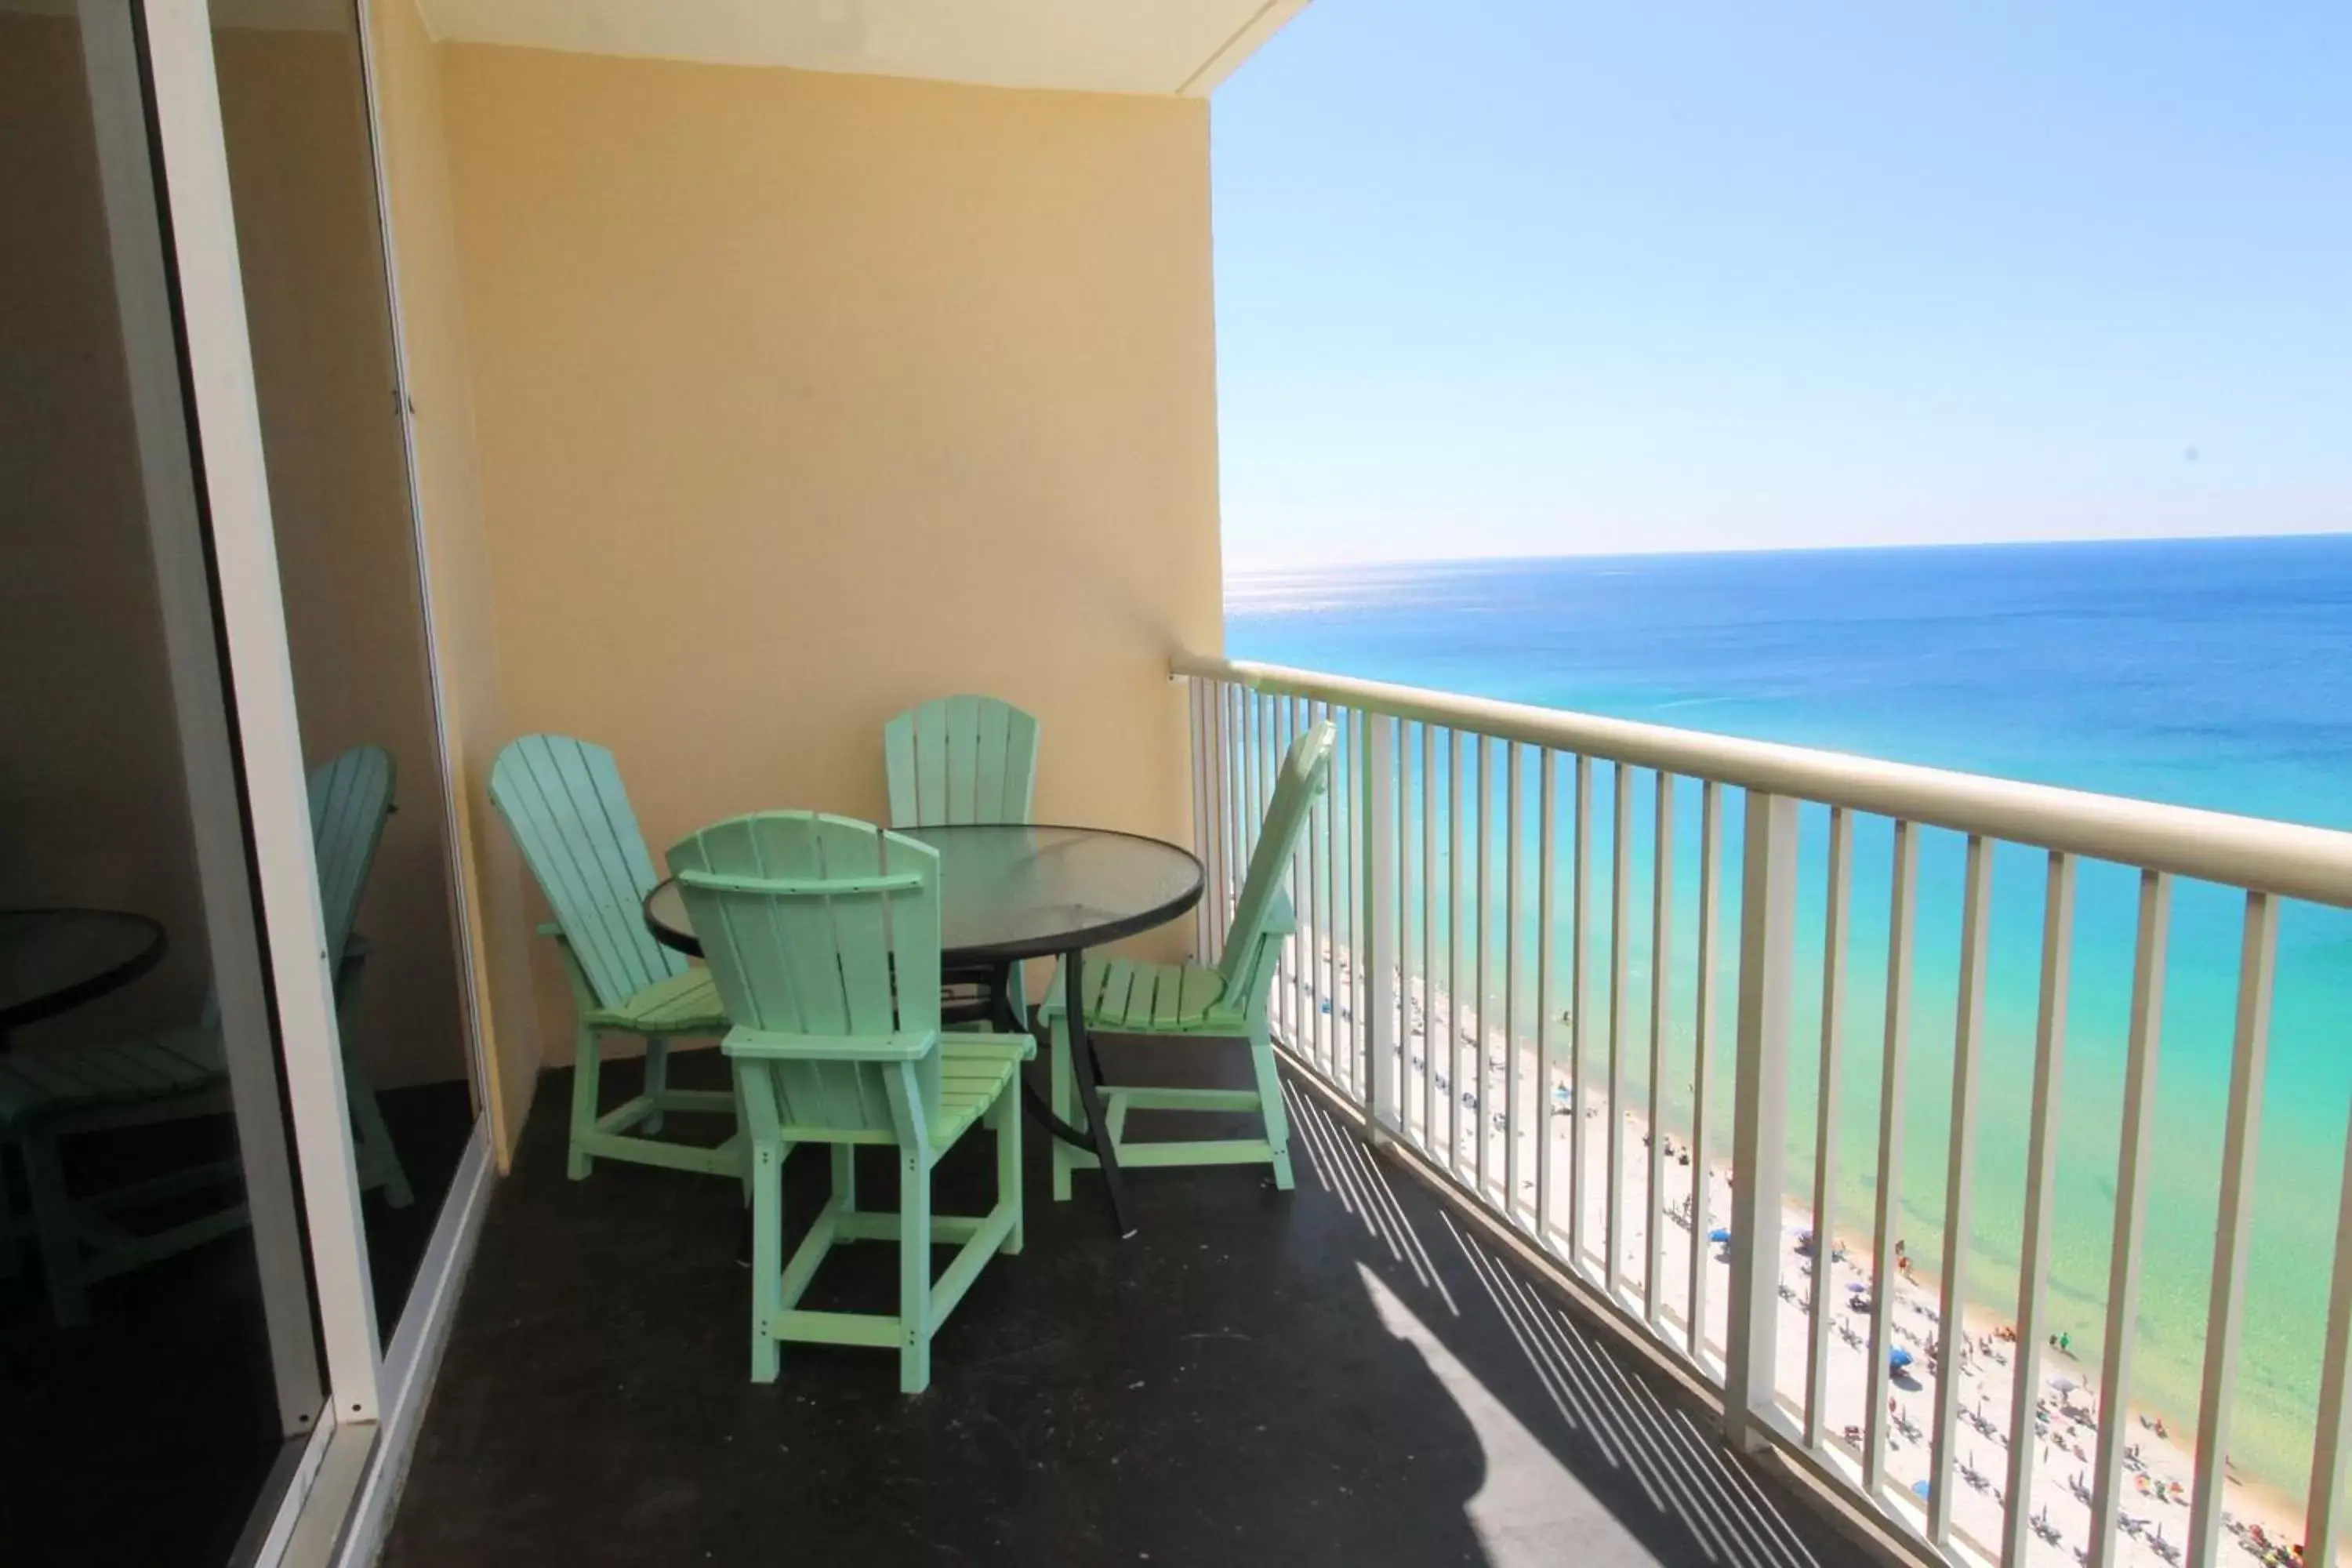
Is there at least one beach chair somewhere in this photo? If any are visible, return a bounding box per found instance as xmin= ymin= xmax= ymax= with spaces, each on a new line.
xmin=490 ymin=735 xmax=739 ymax=1181
xmin=670 ymin=811 xmax=1031 ymax=1392
xmin=883 ymin=695 xmax=1040 ymax=1031
xmin=1036 ymin=720 xmax=1334 ymax=1200
xmin=0 ymin=746 xmax=412 ymax=1327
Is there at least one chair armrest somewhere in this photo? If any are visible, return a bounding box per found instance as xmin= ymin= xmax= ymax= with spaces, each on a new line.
xmin=957 ymin=1032 xmax=1038 ymax=1062
xmin=722 ymin=1027 xmax=942 ymax=1062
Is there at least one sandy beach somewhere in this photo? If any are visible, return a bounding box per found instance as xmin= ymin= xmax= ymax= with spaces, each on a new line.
xmin=1287 ymin=935 xmax=2322 ymax=1568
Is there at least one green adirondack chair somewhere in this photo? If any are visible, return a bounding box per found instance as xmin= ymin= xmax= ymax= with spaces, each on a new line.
xmin=490 ymin=735 xmax=741 ymax=1181
xmin=670 ymin=811 xmax=1030 ymax=1393
xmin=0 ymin=746 xmax=412 ymax=1327
xmin=883 ymin=695 xmax=1040 ymax=1030
xmin=1037 ymin=720 xmax=1334 ymax=1202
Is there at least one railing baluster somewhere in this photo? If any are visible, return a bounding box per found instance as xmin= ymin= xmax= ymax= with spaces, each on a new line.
xmin=1570 ymin=753 xmax=1593 ymax=1272
xmin=1506 ymin=742 xmax=1524 ymax=1221
xmin=1189 ymin=677 xmax=1210 ymax=958
xmin=1230 ymin=684 xmax=1249 ymax=946
xmin=1646 ymin=770 xmax=1675 ymax=1326
xmin=1217 ymin=683 xmax=1238 ymax=949
xmin=1725 ymin=790 xmax=1798 ymax=1453
xmin=1475 ymin=736 xmax=1496 ymax=1203
xmin=1298 ymin=705 xmax=1317 ymax=1072
xmin=1422 ymin=723 xmax=1439 ymax=1156
xmin=1606 ymin=762 xmax=1632 ymax=1298
xmin=2088 ymin=869 xmax=2172 ymax=1568
xmin=1805 ymin=806 xmax=1852 ymax=1446
xmin=1864 ymin=819 xmax=1919 ymax=1495
xmin=1537 ymin=749 xmax=1558 ymax=1248
xmin=2186 ymin=891 xmax=2278 ymax=1568
xmin=1327 ymin=700 xmax=1345 ymax=1086
xmin=1289 ymin=695 xmax=1308 ymax=1053
xmin=1367 ymin=713 xmax=1399 ymax=1138
xmin=1439 ymin=728 xmax=1458 ymax=1171
xmin=1688 ymin=779 xmax=1722 ymax=1364
xmin=2002 ymin=851 xmax=2076 ymax=1568
xmin=2305 ymin=1094 xmax=2352 ymax=1568
xmin=1928 ymin=833 xmax=1994 ymax=1544
xmin=1355 ymin=710 xmax=1374 ymax=1105
xmin=1403 ymin=721 xmax=1421 ymax=1149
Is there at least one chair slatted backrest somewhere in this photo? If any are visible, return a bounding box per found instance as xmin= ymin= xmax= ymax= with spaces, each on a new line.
xmin=669 ymin=812 xmax=943 ymax=1134
xmin=883 ymin=695 xmax=1039 ymax=829
xmin=1217 ymin=720 xmax=1336 ymax=990
xmin=490 ymin=735 xmax=685 ymax=1011
xmin=308 ymin=746 xmax=394 ymax=964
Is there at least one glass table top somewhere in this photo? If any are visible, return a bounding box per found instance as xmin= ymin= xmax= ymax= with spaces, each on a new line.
xmin=0 ymin=907 xmax=167 ymax=1030
xmin=644 ymin=823 xmax=1204 ymax=963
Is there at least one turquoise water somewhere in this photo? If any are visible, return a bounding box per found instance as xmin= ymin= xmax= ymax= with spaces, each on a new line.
xmin=1227 ymin=535 xmax=2352 ymax=1502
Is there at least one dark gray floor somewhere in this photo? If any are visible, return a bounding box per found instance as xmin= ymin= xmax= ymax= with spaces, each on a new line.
xmin=385 ymin=1043 xmax=1870 ymax=1568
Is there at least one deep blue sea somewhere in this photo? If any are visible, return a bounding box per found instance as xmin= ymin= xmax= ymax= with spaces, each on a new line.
xmin=1227 ymin=535 xmax=2352 ymax=1497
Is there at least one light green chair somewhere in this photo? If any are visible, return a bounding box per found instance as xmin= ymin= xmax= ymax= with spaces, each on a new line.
xmin=670 ymin=811 xmax=1031 ymax=1393
xmin=884 ymin=695 xmax=1040 ymax=1030
xmin=490 ymin=735 xmax=739 ymax=1181
xmin=1038 ymin=720 xmax=1334 ymax=1202
xmin=0 ymin=746 xmax=412 ymax=1327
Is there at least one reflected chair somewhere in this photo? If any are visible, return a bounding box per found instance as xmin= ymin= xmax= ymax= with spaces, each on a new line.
xmin=882 ymin=695 xmax=1040 ymax=1029
xmin=1037 ymin=721 xmax=1333 ymax=1201
xmin=0 ymin=746 xmax=412 ymax=1327
xmin=491 ymin=735 xmax=740 ymax=1181
xmin=671 ymin=811 xmax=1029 ymax=1392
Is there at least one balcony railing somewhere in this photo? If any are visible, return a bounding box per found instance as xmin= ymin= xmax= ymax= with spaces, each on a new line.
xmin=1175 ymin=651 xmax=2352 ymax=1568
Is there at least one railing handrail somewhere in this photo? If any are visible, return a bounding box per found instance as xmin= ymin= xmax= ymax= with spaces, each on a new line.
xmin=1174 ymin=652 xmax=2352 ymax=908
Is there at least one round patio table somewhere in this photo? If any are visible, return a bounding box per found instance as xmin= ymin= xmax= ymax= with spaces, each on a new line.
xmin=644 ymin=822 xmax=1203 ymax=1238
xmin=0 ymin=908 xmax=167 ymax=1051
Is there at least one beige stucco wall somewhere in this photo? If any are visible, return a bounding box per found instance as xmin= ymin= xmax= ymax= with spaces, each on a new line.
xmin=428 ymin=45 xmax=1225 ymax=1064
xmin=368 ymin=0 xmax=544 ymax=1161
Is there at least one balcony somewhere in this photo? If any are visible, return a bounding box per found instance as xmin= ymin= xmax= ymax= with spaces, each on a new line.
xmin=16 ymin=2 xmax=2343 ymax=1565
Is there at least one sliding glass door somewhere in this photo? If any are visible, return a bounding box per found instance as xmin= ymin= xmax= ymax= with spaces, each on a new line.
xmin=0 ymin=3 xmax=328 ymax=1560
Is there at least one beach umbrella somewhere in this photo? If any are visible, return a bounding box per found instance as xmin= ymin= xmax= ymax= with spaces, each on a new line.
xmin=1890 ymin=1348 xmax=1915 ymax=1372
xmin=2051 ymin=1375 xmax=2081 ymax=1400
xmin=1911 ymin=1480 xmax=1931 ymax=1500
xmin=1709 ymin=1227 xmax=1733 ymax=1243
xmin=1847 ymin=1281 xmax=1869 ymax=1293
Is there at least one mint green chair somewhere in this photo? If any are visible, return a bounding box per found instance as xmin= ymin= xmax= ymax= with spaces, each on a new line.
xmin=490 ymin=735 xmax=739 ymax=1181
xmin=884 ymin=695 xmax=1040 ymax=1030
xmin=1037 ymin=721 xmax=1334 ymax=1201
xmin=0 ymin=746 xmax=411 ymax=1327
xmin=671 ymin=811 xmax=1031 ymax=1393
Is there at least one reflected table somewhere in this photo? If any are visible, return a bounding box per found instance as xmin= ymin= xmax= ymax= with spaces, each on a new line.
xmin=644 ymin=822 xmax=1203 ymax=1239
xmin=0 ymin=908 xmax=166 ymax=1051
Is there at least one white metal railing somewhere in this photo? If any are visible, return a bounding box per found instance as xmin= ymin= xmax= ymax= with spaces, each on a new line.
xmin=1177 ymin=652 xmax=2352 ymax=1568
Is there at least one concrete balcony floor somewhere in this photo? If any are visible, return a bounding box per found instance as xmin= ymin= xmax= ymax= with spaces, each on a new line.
xmin=383 ymin=1039 xmax=1871 ymax=1568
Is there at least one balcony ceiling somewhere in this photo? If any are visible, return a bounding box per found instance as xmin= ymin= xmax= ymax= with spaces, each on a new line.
xmin=407 ymin=0 xmax=1309 ymax=96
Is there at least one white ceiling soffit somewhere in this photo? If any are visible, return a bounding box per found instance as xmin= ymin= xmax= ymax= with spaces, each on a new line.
xmin=409 ymin=0 xmax=1309 ymax=96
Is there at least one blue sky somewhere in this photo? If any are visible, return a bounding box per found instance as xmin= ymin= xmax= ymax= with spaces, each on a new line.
xmin=1210 ymin=2 xmax=2352 ymax=568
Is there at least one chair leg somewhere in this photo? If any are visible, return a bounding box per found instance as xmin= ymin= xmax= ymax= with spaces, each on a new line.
xmin=1247 ymin=1020 xmax=1295 ymax=1192
xmin=750 ymin=1135 xmax=783 ymax=1384
xmin=641 ymin=1038 xmax=670 ymax=1134
xmin=1049 ymin=1012 xmax=1076 ymax=1203
xmin=21 ymin=1129 xmax=87 ymax=1329
xmin=898 ymin=1149 xmax=933 ymax=1393
xmin=995 ymin=1090 xmax=1023 ymax=1255
xmin=568 ymin=1024 xmax=602 ymax=1181
xmin=345 ymin=1065 xmax=414 ymax=1209
xmin=830 ymin=1143 xmax=855 ymax=1214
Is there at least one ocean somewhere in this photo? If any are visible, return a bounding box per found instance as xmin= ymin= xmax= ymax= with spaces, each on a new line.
xmin=1226 ymin=534 xmax=2352 ymax=1506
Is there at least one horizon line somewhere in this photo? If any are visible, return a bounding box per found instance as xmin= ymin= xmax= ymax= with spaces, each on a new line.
xmin=1222 ymin=527 xmax=2352 ymax=578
